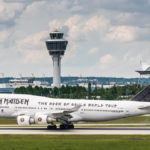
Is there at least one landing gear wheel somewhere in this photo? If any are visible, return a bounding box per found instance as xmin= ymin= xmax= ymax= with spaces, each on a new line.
xmin=69 ymin=124 xmax=74 ymax=129
xmin=47 ymin=125 xmax=57 ymax=130
xmin=60 ymin=124 xmax=74 ymax=129
xmin=60 ymin=124 xmax=65 ymax=129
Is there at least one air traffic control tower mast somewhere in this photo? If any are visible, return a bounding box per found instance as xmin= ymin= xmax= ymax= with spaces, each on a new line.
xmin=45 ymin=30 xmax=68 ymax=88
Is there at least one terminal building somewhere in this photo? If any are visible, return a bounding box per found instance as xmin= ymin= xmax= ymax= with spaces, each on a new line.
xmin=0 ymin=83 xmax=14 ymax=93
xmin=0 ymin=77 xmax=51 ymax=93
xmin=9 ymin=77 xmax=51 ymax=89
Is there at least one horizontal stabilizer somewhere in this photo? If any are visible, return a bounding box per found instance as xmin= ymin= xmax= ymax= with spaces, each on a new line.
xmin=131 ymin=85 xmax=150 ymax=102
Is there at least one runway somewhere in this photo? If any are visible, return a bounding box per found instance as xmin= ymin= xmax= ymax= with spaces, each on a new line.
xmin=1 ymin=127 xmax=150 ymax=134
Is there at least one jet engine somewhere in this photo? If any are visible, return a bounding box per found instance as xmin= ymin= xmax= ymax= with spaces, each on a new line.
xmin=35 ymin=114 xmax=56 ymax=124
xmin=17 ymin=115 xmax=35 ymax=126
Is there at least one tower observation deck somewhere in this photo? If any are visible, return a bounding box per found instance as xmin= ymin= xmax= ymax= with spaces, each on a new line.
xmin=45 ymin=30 xmax=68 ymax=88
xmin=136 ymin=66 xmax=150 ymax=85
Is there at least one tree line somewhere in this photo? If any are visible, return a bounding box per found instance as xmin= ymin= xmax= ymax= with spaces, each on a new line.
xmin=14 ymin=84 xmax=144 ymax=100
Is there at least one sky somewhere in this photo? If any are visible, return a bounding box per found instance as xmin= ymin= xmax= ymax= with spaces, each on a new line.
xmin=0 ymin=0 xmax=150 ymax=78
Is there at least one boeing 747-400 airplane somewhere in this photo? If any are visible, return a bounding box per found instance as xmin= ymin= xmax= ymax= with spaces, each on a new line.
xmin=0 ymin=85 xmax=150 ymax=129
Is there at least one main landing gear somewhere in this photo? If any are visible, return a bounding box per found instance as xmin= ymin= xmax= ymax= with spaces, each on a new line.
xmin=60 ymin=124 xmax=74 ymax=129
xmin=47 ymin=124 xmax=57 ymax=129
xmin=47 ymin=124 xmax=74 ymax=130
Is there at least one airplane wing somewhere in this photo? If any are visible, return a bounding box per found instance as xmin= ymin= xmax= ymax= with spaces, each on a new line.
xmin=138 ymin=106 xmax=150 ymax=110
xmin=50 ymin=105 xmax=81 ymax=122
xmin=13 ymin=111 xmax=34 ymax=116
xmin=14 ymin=105 xmax=81 ymax=124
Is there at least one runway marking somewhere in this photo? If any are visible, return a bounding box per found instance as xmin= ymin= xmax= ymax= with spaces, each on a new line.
xmin=1 ymin=127 xmax=150 ymax=135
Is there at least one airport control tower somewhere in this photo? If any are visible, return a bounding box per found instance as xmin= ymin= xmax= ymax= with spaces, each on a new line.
xmin=45 ymin=30 xmax=68 ymax=88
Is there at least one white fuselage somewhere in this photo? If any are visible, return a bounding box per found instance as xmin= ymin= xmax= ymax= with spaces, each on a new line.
xmin=0 ymin=94 xmax=150 ymax=122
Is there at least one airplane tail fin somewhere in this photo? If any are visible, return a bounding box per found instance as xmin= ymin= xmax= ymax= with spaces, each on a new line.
xmin=131 ymin=85 xmax=150 ymax=102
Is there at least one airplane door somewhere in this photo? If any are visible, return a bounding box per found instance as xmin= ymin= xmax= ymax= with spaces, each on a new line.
xmin=125 ymin=109 xmax=130 ymax=117
xmin=0 ymin=108 xmax=4 ymax=117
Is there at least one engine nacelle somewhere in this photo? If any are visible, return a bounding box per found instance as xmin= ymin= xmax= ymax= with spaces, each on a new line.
xmin=35 ymin=114 xmax=56 ymax=124
xmin=17 ymin=116 xmax=35 ymax=126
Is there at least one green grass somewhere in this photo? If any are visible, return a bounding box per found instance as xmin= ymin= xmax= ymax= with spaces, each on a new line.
xmin=1 ymin=135 xmax=150 ymax=150
xmin=76 ymin=125 xmax=150 ymax=127
xmin=1 ymin=115 xmax=150 ymax=125
xmin=0 ymin=118 xmax=16 ymax=124
xmin=85 ymin=115 xmax=150 ymax=124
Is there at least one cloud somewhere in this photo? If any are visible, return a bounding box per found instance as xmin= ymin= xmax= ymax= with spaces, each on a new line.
xmin=17 ymin=30 xmax=48 ymax=51
xmin=0 ymin=0 xmax=150 ymax=77
xmin=23 ymin=49 xmax=49 ymax=64
xmin=141 ymin=62 xmax=149 ymax=70
xmin=84 ymin=15 xmax=109 ymax=32
xmin=98 ymin=54 xmax=117 ymax=71
xmin=100 ymin=54 xmax=116 ymax=65
xmin=0 ymin=0 xmax=23 ymax=22
xmin=0 ymin=30 xmax=10 ymax=43
xmin=22 ymin=0 xmax=45 ymax=13
xmin=64 ymin=15 xmax=109 ymax=57
xmin=88 ymin=48 xmax=99 ymax=55
xmin=16 ymin=30 xmax=50 ymax=64
xmin=49 ymin=20 xmax=62 ymax=32
xmin=104 ymin=26 xmax=137 ymax=42
xmin=65 ymin=15 xmax=84 ymax=41
xmin=123 ymin=44 xmax=150 ymax=66
xmin=116 ymin=13 xmax=134 ymax=23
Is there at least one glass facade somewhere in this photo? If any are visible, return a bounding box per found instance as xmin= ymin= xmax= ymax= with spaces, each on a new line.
xmin=50 ymin=33 xmax=63 ymax=39
xmin=0 ymin=88 xmax=14 ymax=93
xmin=46 ymin=31 xmax=68 ymax=56
xmin=49 ymin=51 xmax=65 ymax=55
xmin=46 ymin=41 xmax=68 ymax=50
